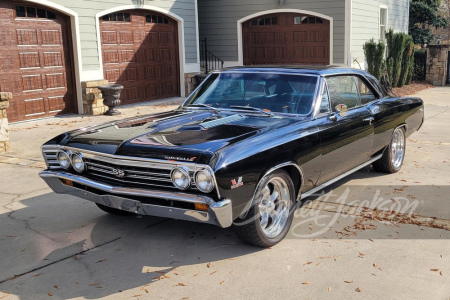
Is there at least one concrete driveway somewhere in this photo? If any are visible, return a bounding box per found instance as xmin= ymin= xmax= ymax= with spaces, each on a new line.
xmin=0 ymin=90 xmax=449 ymax=300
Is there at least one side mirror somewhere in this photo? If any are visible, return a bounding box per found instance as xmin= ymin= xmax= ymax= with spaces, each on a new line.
xmin=335 ymin=104 xmax=348 ymax=116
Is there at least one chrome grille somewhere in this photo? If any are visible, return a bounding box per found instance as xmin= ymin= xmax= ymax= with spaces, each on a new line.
xmin=84 ymin=158 xmax=176 ymax=189
xmin=42 ymin=149 xmax=62 ymax=169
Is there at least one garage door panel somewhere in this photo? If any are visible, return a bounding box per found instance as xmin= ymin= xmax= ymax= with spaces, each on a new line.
xmin=120 ymin=50 xmax=136 ymax=63
xmin=159 ymin=32 xmax=174 ymax=44
xmin=293 ymin=46 xmax=308 ymax=59
xmin=121 ymin=87 xmax=139 ymax=102
xmin=119 ymin=31 xmax=133 ymax=45
xmin=43 ymin=52 xmax=64 ymax=68
xmin=105 ymin=69 xmax=120 ymax=82
xmin=102 ymin=31 xmax=117 ymax=45
xmin=104 ymin=50 xmax=119 ymax=64
xmin=161 ymin=49 xmax=173 ymax=61
xmin=47 ymin=95 xmax=66 ymax=112
xmin=122 ymin=68 xmax=137 ymax=82
xmin=100 ymin=10 xmax=179 ymax=105
xmin=19 ymin=52 xmax=41 ymax=69
xmin=45 ymin=73 xmax=66 ymax=89
xmin=16 ymin=29 xmax=38 ymax=45
xmin=24 ymin=97 xmax=45 ymax=116
xmin=41 ymin=29 xmax=61 ymax=45
xmin=0 ymin=1 xmax=75 ymax=122
xmin=293 ymin=31 xmax=308 ymax=43
xmin=145 ymin=49 xmax=159 ymax=62
xmin=22 ymin=75 xmax=43 ymax=91
xmin=244 ymin=12 xmax=330 ymax=66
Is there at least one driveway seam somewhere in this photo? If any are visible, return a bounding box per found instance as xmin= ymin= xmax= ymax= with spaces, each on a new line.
xmin=0 ymin=237 xmax=122 ymax=285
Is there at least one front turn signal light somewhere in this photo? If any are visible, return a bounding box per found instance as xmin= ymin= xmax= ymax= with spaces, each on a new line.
xmin=195 ymin=203 xmax=209 ymax=211
xmin=60 ymin=179 xmax=73 ymax=187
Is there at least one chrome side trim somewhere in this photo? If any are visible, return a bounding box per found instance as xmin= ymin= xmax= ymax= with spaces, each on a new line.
xmin=300 ymin=154 xmax=383 ymax=200
xmin=39 ymin=170 xmax=233 ymax=228
xmin=41 ymin=145 xmax=221 ymax=198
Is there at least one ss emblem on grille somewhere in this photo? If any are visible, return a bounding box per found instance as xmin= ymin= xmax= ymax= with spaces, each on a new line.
xmin=112 ymin=169 xmax=126 ymax=178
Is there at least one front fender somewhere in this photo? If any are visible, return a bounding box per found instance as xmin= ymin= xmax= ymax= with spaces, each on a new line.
xmin=211 ymin=121 xmax=321 ymax=220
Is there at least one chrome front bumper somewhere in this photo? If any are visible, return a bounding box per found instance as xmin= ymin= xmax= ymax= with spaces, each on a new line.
xmin=39 ymin=170 xmax=233 ymax=228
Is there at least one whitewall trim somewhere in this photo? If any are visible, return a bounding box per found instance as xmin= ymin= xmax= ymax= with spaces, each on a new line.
xmin=95 ymin=5 xmax=188 ymax=98
xmin=23 ymin=0 xmax=83 ymax=114
xmin=236 ymin=9 xmax=334 ymax=66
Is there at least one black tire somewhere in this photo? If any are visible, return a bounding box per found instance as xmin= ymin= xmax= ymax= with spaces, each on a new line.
xmin=95 ymin=203 xmax=134 ymax=216
xmin=233 ymin=170 xmax=295 ymax=248
xmin=373 ymin=127 xmax=406 ymax=173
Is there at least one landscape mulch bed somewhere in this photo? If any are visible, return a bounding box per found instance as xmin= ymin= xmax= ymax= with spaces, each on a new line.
xmin=392 ymin=81 xmax=434 ymax=97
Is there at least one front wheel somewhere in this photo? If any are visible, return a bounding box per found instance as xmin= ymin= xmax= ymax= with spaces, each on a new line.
xmin=373 ymin=127 xmax=406 ymax=173
xmin=233 ymin=170 xmax=295 ymax=248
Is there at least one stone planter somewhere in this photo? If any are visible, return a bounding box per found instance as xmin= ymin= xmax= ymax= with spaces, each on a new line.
xmin=99 ymin=84 xmax=124 ymax=116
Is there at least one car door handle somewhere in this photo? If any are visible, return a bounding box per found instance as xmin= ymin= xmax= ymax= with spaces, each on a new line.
xmin=363 ymin=117 xmax=374 ymax=125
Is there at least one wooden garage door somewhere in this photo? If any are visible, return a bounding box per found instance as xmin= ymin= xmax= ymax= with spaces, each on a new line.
xmin=100 ymin=10 xmax=180 ymax=105
xmin=243 ymin=13 xmax=330 ymax=66
xmin=0 ymin=1 xmax=76 ymax=122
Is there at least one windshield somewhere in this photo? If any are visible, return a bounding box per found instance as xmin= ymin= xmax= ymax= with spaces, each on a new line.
xmin=184 ymin=73 xmax=319 ymax=115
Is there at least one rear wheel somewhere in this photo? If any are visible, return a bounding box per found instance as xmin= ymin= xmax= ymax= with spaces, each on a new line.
xmin=96 ymin=203 xmax=134 ymax=216
xmin=233 ymin=170 xmax=295 ymax=248
xmin=373 ymin=127 xmax=406 ymax=173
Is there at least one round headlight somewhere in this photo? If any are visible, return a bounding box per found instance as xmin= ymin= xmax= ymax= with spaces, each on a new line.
xmin=57 ymin=150 xmax=72 ymax=170
xmin=71 ymin=152 xmax=85 ymax=173
xmin=195 ymin=170 xmax=215 ymax=193
xmin=171 ymin=167 xmax=190 ymax=190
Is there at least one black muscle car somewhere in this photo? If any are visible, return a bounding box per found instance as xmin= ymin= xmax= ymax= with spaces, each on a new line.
xmin=40 ymin=66 xmax=424 ymax=247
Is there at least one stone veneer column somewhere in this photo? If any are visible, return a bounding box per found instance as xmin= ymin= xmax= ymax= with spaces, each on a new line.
xmin=184 ymin=73 xmax=199 ymax=96
xmin=426 ymin=45 xmax=450 ymax=86
xmin=185 ymin=73 xmax=211 ymax=96
xmin=81 ymin=80 xmax=109 ymax=115
xmin=0 ymin=92 xmax=12 ymax=153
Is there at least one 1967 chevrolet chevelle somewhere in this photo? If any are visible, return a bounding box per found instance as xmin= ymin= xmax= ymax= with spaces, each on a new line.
xmin=40 ymin=66 xmax=424 ymax=247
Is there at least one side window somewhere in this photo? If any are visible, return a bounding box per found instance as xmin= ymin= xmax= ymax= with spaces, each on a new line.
xmin=326 ymin=76 xmax=360 ymax=112
xmin=319 ymin=84 xmax=330 ymax=114
xmin=355 ymin=77 xmax=377 ymax=104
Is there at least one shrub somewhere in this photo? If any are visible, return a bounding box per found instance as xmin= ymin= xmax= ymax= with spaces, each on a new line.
xmin=386 ymin=30 xmax=408 ymax=87
xmin=399 ymin=36 xmax=414 ymax=87
xmin=363 ymin=39 xmax=386 ymax=81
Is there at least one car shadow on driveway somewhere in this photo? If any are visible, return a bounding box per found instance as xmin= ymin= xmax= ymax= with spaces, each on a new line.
xmin=0 ymin=192 xmax=261 ymax=299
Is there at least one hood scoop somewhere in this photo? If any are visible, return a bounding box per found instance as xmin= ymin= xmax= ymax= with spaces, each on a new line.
xmin=200 ymin=114 xmax=246 ymax=129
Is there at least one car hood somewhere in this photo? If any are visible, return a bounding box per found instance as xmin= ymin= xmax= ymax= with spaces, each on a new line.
xmin=62 ymin=109 xmax=303 ymax=164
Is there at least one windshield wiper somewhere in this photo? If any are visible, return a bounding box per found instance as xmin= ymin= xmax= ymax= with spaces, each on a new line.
xmin=186 ymin=104 xmax=220 ymax=114
xmin=229 ymin=105 xmax=274 ymax=117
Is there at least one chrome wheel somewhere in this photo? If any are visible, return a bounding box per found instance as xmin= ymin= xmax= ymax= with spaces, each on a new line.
xmin=258 ymin=176 xmax=291 ymax=238
xmin=391 ymin=128 xmax=405 ymax=169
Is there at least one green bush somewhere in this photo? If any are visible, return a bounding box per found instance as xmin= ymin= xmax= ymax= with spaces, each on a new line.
xmin=386 ymin=30 xmax=408 ymax=87
xmin=399 ymin=36 xmax=414 ymax=87
xmin=364 ymin=29 xmax=418 ymax=87
xmin=363 ymin=39 xmax=386 ymax=81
